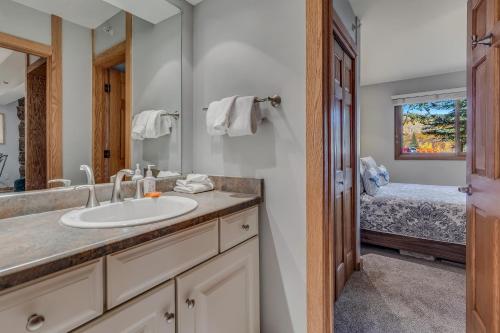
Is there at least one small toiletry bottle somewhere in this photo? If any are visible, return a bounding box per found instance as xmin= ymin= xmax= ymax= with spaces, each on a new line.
xmin=132 ymin=164 xmax=144 ymax=181
xmin=143 ymin=164 xmax=156 ymax=194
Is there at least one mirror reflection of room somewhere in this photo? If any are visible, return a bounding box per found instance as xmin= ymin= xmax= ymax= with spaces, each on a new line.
xmin=0 ymin=0 xmax=182 ymax=193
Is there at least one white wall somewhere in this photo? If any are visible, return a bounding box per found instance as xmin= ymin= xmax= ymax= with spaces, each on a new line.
xmin=360 ymin=71 xmax=467 ymax=186
xmin=94 ymin=11 xmax=126 ymax=55
xmin=192 ymin=0 xmax=306 ymax=331
xmin=0 ymin=102 xmax=20 ymax=187
xmin=62 ymin=21 xmax=92 ymax=184
xmin=132 ymin=14 xmax=182 ymax=172
xmin=0 ymin=0 xmax=51 ymax=45
xmin=333 ymin=0 xmax=357 ymax=41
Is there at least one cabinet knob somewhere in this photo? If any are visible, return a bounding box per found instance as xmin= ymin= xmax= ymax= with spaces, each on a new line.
xmin=26 ymin=314 xmax=45 ymax=332
xmin=164 ymin=312 xmax=175 ymax=323
xmin=241 ymin=224 xmax=250 ymax=231
xmin=186 ymin=298 xmax=196 ymax=309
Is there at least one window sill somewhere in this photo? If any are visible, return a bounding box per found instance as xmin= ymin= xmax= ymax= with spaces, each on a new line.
xmin=396 ymin=153 xmax=466 ymax=161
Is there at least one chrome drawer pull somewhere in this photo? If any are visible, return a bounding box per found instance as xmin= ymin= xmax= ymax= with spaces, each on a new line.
xmin=26 ymin=314 xmax=45 ymax=332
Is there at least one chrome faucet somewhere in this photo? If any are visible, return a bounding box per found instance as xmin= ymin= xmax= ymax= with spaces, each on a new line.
xmin=76 ymin=165 xmax=100 ymax=208
xmin=111 ymin=169 xmax=134 ymax=203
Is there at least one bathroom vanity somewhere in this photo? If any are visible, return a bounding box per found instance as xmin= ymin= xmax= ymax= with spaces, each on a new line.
xmin=0 ymin=181 xmax=261 ymax=333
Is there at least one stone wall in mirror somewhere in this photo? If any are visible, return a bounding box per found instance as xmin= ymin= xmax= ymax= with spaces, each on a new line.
xmin=0 ymin=0 xmax=182 ymax=195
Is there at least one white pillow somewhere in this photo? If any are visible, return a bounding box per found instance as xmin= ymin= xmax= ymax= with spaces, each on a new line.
xmin=361 ymin=156 xmax=377 ymax=170
xmin=362 ymin=167 xmax=381 ymax=196
xmin=377 ymin=165 xmax=390 ymax=186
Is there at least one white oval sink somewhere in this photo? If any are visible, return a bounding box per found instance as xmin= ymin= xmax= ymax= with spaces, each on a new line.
xmin=60 ymin=196 xmax=198 ymax=229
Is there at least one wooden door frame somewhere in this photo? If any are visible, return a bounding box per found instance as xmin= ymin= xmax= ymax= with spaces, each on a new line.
xmin=307 ymin=0 xmax=359 ymax=332
xmin=0 ymin=16 xmax=63 ymax=183
xmin=92 ymin=13 xmax=132 ymax=183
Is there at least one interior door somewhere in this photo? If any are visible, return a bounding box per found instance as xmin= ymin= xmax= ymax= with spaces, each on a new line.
xmin=467 ymin=0 xmax=500 ymax=331
xmin=107 ymin=68 xmax=126 ymax=178
xmin=332 ymin=38 xmax=356 ymax=299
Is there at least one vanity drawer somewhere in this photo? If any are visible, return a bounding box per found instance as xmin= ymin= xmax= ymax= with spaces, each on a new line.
xmin=106 ymin=220 xmax=219 ymax=308
xmin=0 ymin=259 xmax=103 ymax=333
xmin=220 ymin=206 xmax=259 ymax=252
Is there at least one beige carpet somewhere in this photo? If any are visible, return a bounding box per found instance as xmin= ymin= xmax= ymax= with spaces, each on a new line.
xmin=335 ymin=248 xmax=465 ymax=333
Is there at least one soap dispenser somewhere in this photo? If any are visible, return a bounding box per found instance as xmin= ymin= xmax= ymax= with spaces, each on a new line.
xmin=132 ymin=164 xmax=144 ymax=181
xmin=143 ymin=164 xmax=156 ymax=194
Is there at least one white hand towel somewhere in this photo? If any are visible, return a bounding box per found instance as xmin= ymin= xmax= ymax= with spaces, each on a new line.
xmin=174 ymin=174 xmax=214 ymax=194
xmin=157 ymin=171 xmax=181 ymax=178
xmin=144 ymin=110 xmax=172 ymax=139
xmin=206 ymin=96 xmax=237 ymax=136
xmin=174 ymin=182 xmax=214 ymax=194
xmin=227 ymin=96 xmax=262 ymax=137
xmin=132 ymin=111 xmax=152 ymax=140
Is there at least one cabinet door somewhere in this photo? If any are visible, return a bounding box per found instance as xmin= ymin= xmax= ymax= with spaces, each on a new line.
xmin=75 ymin=281 xmax=175 ymax=333
xmin=177 ymin=237 xmax=259 ymax=333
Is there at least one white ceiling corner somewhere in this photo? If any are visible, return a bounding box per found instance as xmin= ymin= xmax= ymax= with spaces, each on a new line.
xmin=102 ymin=0 xmax=180 ymax=24
xmin=11 ymin=0 xmax=121 ymax=29
xmin=349 ymin=0 xmax=467 ymax=86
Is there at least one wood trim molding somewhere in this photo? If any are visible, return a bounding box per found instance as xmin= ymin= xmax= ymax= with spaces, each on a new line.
xmin=307 ymin=0 xmax=333 ymax=332
xmin=125 ymin=13 xmax=132 ymax=169
xmin=332 ymin=9 xmax=358 ymax=57
xmin=47 ymin=15 xmax=63 ymax=180
xmin=0 ymin=31 xmax=51 ymax=57
xmin=93 ymin=42 xmax=126 ymax=67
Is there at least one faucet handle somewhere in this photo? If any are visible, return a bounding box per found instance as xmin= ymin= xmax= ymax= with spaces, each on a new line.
xmin=75 ymin=185 xmax=100 ymax=208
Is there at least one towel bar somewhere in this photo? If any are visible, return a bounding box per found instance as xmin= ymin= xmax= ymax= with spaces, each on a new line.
xmin=161 ymin=111 xmax=180 ymax=119
xmin=202 ymin=95 xmax=282 ymax=111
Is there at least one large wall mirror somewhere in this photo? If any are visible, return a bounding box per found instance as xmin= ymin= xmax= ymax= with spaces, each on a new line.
xmin=0 ymin=0 xmax=182 ymax=194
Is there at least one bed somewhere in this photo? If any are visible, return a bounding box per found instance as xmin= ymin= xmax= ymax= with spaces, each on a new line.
xmin=360 ymin=182 xmax=467 ymax=263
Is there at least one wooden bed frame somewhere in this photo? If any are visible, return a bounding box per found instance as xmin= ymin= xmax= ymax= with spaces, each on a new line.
xmin=361 ymin=229 xmax=466 ymax=264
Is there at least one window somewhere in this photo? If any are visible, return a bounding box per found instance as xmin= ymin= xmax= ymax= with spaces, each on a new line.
xmin=393 ymin=89 xmax=467 ymax=160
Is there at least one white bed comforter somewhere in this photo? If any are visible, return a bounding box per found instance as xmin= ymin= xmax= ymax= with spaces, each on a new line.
xmin=361 ymin=183 xmax=466 ymax=245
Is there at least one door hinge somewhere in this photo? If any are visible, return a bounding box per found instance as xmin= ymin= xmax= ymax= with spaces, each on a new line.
xmin=104 ymin=83 xmax=111 ymax=93
xmin=104 ymin=150 xmax=111 ymax=158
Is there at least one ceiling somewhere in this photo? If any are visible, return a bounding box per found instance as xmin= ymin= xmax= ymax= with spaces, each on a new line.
xmin=10 ymin=0 xmax=184 ymax=29
xmin=349 ymin=0 xmax=467 ymax=86
xmin=0 ymin=48 xmax=25 ymax=106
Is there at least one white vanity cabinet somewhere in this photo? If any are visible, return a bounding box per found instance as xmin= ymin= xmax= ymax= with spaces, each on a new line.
xmin=176 ymin=237 xmax=260 ymax=333
xmin=0 ymin=205 xmax=260 ymax=333
xmin=74 ymin=281 xmax=176 ymax=333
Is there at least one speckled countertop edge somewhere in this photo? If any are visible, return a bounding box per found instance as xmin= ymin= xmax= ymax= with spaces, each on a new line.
xmin=0 ymin=191 xmax=261 ymax=291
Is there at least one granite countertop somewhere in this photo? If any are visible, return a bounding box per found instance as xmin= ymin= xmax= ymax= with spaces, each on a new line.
xmin=0 ymin=190 xmax=260 ymax=291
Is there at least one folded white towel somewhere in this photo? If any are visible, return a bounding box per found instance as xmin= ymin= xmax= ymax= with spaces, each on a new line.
xmin=206 ymin=96 xmax=237 ymax=136
xmin=228 ymin=96 xmax=262 ymax=137
xmin=174 ymin=174 xmax=214 ymax=194
xmin=157 ymin=171 xmax=181 ymax=178
xmin=174 ymin=183 xmax=214 ymax=194
xmin=144 ymin=110 xmax=172 ymax=139
xmin=132 ymin=110 xmax=173 ymax=140
xmin=132 ymin=111 xmax=151 ymax=140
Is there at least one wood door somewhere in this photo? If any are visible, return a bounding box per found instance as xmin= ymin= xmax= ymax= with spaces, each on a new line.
xmin=25 ymin=59 xmax=47 ymax=191
xmin=176 ymin=237 xmax=259 ymax=333
xmin=332 ymin=39 xmax=356 ymax=299
xmin=107 ymin=68 xmax=126 ymax=178
xmin=75 ymin=281 xmax=175 ymax=333
xmin=467 ymin=0 xmax=500 ymax=331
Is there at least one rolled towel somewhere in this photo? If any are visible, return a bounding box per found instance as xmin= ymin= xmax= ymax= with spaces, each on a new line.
xmin=206 ymin=96 xmax=237 ymax=136
xmin=228 ymin=96 xmax=262 ymax=137
xmin=157 ymin=171 xmax=181 ymax=178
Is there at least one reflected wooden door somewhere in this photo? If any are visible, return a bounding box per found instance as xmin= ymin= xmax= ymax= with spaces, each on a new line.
xmin=107 ymin=68 xmax=126 ymax=178
xmin=467 ymin=0 xmax=500 ymax=331
xmin=331 ymin=38 xmax=356 ymax=299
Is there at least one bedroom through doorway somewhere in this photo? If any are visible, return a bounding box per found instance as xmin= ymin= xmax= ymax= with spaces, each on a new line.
xmin=334 ymin=0 xmax=468 ymax=332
